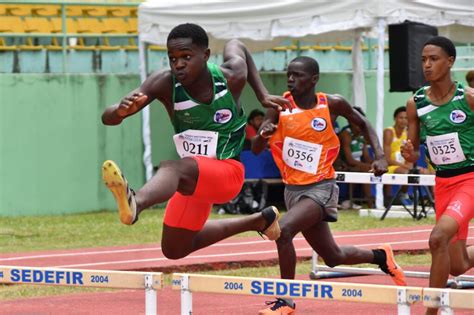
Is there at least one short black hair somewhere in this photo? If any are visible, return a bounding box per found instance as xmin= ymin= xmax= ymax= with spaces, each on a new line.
xmin=290 ymin=56 xmax=320 ymax=76
xmin=167 ymin=23 xmax=209 ymax=48
xmin=247 ymin=109 xmax=264 ymax=122
xmin=424 ymin=36 xmax=456 ymax=61
xmin=393 ymin=106 xmax=406 ymax=119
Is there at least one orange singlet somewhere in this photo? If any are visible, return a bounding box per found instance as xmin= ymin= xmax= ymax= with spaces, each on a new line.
xmin=269 ymin=92 xmax=340 ymax=185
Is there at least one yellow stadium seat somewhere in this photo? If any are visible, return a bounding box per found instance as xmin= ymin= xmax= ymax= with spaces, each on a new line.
xmin=149 ymin=45 xmax=166 ymax=51
xmin=66 ymin=6 xmax=83 ymax=17
xmin=76 ymin=18 xmax=104 ymax=34
xmin=0 ymin=17 xmax=25 ymax=33
xmin=126 ymin=18 xmax=137 ymax=34
xmin=102 ymin=18 xmax=129 ymax=34
xmin=24 ymin=17 xmax=52 ymax=33
xmin=272 ymin=45 xmax=297 ymax=51
xmin=334 ymin=44 xmax=352 ymax=51
xmin=107 ymin=7 xmax=131 ymax=17
xmin=4 ymin=5 xmax=31 ymax=16
xmin=50 ymin=18 xmax=79 ymax=34
xmin=312 ymin=45 xmax=334 ymax=51
xmin=82 ymin=6 xmax=108 ymax=17
xmin=0 ymin=5 xmax=7 ymax=15
xmin=0 ymin=37 xmax=17 ymax=51
xmin=31 ymin=5 xmax=61 ymax=17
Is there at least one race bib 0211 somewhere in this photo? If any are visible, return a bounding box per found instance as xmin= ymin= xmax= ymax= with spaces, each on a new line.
xmin=173 ymin=129 xmax=218 ymax=159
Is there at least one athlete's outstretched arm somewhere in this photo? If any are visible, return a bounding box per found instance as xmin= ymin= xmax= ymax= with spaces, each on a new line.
xmin=329 ymin=94 xmax=387 ymax=176
xmin=220 ymin=39 xmax=290 ymax=111
xmin=102 ymin=71 xmax=172 ymax=125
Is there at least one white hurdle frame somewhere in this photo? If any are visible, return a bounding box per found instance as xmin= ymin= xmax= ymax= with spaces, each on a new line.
xmin=313 ymin=171 xmax=457 ymax=285
xmin=0 ymin=265 xmax=163 ymax=315
xmin=172 ymin=273 xmax=474 ymax=315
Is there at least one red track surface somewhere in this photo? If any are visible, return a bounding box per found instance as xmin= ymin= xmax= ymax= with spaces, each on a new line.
xmin=1 ymin=224 xmax=473 ymax=314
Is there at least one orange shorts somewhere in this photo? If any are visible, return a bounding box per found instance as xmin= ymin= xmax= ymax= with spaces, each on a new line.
xmin=163 ymin=156 xmax=245 ymax=231
xmin=435 ymin=171 xmax=474 ymax=241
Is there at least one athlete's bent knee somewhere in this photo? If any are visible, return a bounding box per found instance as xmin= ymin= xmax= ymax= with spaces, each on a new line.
xmin=161 ymin=244 xmax=188 ymax=260
xmin=428 ymin=228 xmax=450 ymax=252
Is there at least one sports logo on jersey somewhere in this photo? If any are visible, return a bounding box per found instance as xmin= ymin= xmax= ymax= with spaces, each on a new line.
xmin=311 ymin=118 xmax=327 ymax=131
xmin=214 ymin=109 xmax=232 ymax=124
xmin=449 ymin=110 xmax=466 ymax=124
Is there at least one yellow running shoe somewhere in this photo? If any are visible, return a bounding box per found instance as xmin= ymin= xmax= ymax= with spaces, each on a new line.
xmin=258 ymin=298 xmax=296 ymax=315
xmin=102 ymin=160 xmax=137 ymax=225
xmin=259 ymin=206 xmax=281 ymax=241
xmin=378 ymin=243 xmax=407 ymax=286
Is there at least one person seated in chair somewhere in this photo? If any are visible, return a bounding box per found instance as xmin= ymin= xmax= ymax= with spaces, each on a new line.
xmin=383 ymin=106 xmax=431 ymax=206
xmin=338 ymin=107 xmax=374 ymax=208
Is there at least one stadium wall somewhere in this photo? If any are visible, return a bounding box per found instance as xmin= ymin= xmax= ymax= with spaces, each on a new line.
xmin=0 ymin=70 xmax=469 ymax=216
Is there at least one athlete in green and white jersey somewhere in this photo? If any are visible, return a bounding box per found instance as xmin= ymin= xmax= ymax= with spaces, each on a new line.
xmin=401 ymin=36 xmax=474 ymax=315
xmin=172 ymin=62 xmax=247 ymax=160
xmin=414 ymin=81 xmax=474 ymax=174
xmin=101 ymin=23 xmax=290 ymax=261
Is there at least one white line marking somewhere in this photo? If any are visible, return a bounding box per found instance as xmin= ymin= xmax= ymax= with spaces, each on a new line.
xmin=54 ymin=237 xmax=474 ymax=268
xmin=1 ymin=226 xmax=472 ymax=263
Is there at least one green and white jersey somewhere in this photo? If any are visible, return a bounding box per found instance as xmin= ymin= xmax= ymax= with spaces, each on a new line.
xmin=341 ymin=126 xmax=364 ymax=161
xmin=171 ymin=62 xmax=247 ymax=160
xmin=414 ymin=82 xmax=474 ymax=174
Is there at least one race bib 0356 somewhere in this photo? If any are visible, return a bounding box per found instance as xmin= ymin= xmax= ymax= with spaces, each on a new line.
xmin=282 ymin=137 xmax=322 ymax=174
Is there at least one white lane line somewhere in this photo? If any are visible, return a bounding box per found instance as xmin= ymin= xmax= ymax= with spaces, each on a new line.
xmin=0 ymin=227 xmax=438 ymax=262
xmin=2 ymin=226 xmax=472 ymax=262
xmin=54 ymin=236 xmax=474 ymax=268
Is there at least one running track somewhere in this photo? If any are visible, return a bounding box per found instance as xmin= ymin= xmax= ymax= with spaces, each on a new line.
xmin=1 ymin=224 xmax=473 ymax=314
xmin=2 ymin=225 xmax=473 ymax=271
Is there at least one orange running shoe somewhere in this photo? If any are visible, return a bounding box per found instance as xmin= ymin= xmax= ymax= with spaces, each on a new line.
xmin=102 ymin=160 xmax=138 ymax=225
xmin=378 ymin=244 xmax=407 ymax=286
xmin=258 ymin=298 xmax=295 ymax=315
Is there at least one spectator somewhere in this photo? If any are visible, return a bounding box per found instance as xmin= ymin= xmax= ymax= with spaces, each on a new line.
xmin=383 ymin=106 xmax=432 ymax=206
xmin=383 ymin=106 xmax=412 ymax=205
xmin=466 ymin=70 xmax=474 ymax=88
xmin=244 ymin=109 xmax=264 ymax=149
xmin=338 ymin=107 xmax=374 ymax=208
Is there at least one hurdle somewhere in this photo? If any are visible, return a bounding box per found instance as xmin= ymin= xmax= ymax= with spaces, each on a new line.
xmin=0 ymin=265 xmax=163 ymax=315
xmin=316 ymin=171 xmax=449 ymax=283
xmin=172 ymin=273 xmax=474 ymax=315
xmin=312 ymin=172 xmax=474 ymax=287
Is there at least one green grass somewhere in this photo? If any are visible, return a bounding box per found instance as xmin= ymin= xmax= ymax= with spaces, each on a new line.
xmin=0 ymin=208 xmax=435 ymax=300
xmin=0 ymin=208 xmax=435 ymax=253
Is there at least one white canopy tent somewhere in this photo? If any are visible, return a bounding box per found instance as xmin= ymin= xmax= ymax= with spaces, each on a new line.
xmin=137 ymin=0 xmax=474 ymax=208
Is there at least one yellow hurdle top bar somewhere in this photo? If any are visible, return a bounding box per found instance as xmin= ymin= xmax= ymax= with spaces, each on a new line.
xmin=172 ymin=273 xmax=474 ymax=309
xmin=0 ymin=265 xmax=163 ymax=290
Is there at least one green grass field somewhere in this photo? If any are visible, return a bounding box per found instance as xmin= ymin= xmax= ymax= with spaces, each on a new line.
xmin=0 ymin=208 xmax=434 ymax=253
xmin=0 ymin=208 xmax=434 ymax=300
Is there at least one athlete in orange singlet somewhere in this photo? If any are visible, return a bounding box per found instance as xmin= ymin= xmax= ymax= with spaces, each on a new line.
xmin=253 ymin=57 xmax=405 ymax=315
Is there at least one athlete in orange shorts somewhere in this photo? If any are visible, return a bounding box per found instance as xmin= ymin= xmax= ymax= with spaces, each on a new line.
xmin=401 ymin=36 xmax=474 ymax=315
xmin=101 ymin=23 xmax=290 ymax=260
